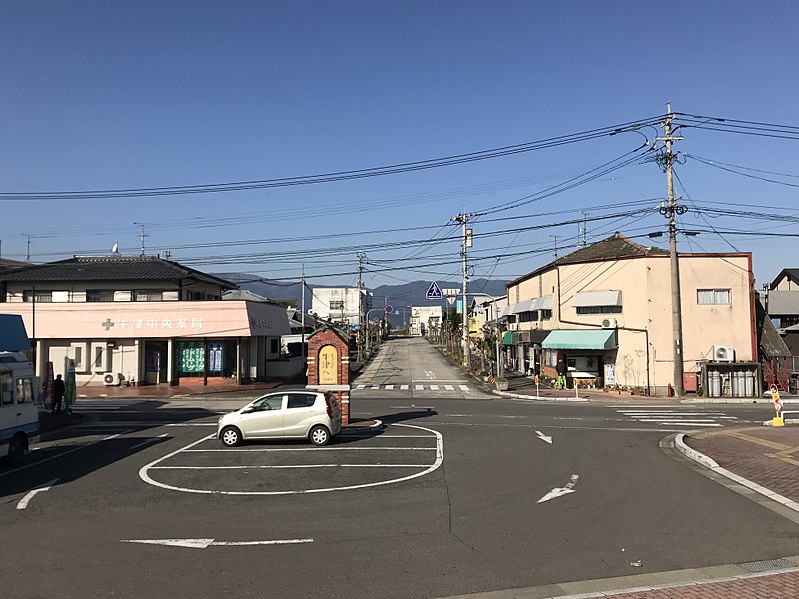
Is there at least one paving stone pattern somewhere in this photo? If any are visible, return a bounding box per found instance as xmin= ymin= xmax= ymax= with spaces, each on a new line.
xmin=688 ymin=427 xmax=799 ymax=503
xmin=597 ymin=570 xmax=799 ymax=598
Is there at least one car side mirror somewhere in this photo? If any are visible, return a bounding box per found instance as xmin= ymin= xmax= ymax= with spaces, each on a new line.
xmin=241 ymin=407 xmax=255 ymax=414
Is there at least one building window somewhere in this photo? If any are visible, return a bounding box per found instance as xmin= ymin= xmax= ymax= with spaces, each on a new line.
xmin=545 ymin=349 xmax=558 ymax=367
xmin=15 ymin=378 xmax=33 ymax=403
xmin=23 ymin=290 xmax=53 ymax=303
xmin=329 ymin=300 xmax=344 ymax=310
xmin=270 ymin=339 xmax=279 ymax=354
xmin=576 ymin=305 xmax=622 ymax=315
xmin=87 ymin=290 xmax=115 ymax=302
xmin=697 ymin=289 xmax=731 ymax=305
xmin=135 ymin=290 xmax=164 ymax=302
xmin=519 ymin=311 xmax=538 ymax=323
xmin=541 ymin=310 xmax=552 ymax=320
xmin=1 ymin=373 xmax=12 ymax=405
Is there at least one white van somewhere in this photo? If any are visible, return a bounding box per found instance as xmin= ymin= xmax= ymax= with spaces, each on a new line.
xmin=0 ymin=352 xmax=39 ymax=464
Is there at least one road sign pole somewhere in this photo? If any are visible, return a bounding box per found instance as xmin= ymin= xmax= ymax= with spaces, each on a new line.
xmin=771 ymin=384 xmax=784 ymax=427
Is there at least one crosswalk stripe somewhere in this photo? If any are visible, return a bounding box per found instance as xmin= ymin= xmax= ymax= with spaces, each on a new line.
xmin=617 ymin=409 xmax=738 ymax=428
xmin=351 ymin=383 xmax=473 ymax=391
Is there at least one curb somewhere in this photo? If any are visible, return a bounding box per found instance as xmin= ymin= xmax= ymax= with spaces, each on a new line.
xmin=339 ymin=419 xmax=384 ymax=434
xmin=673 ymin=433 xmax=799 ymax=514
xmin=492 ymin=390 xmax=589 ymax=402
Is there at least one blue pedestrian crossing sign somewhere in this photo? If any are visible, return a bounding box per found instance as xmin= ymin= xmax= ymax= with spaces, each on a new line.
xmin=426 ymin=281 xmax=443 ymax=300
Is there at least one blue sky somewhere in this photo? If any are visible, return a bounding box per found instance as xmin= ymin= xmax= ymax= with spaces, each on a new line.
xmin=1 ymin=1 xmax=797 ymax=293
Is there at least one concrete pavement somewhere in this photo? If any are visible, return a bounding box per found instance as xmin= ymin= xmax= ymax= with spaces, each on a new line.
xmin=34 ymin=364 xmax=799 ymax=598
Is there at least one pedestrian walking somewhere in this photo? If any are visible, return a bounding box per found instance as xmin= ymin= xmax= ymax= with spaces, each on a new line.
xmin=52 ymin=374 xmax=65 ymax=415
xmin=556 ymin=359 xmax=568 ymax=389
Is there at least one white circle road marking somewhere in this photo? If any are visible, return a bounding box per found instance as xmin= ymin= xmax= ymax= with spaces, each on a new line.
xmin=138 ymin=423 xmax=443 ymax=496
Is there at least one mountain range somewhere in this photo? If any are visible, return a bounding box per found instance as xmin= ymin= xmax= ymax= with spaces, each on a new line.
xmin=217 ymin=273 xmax=509 ymax=315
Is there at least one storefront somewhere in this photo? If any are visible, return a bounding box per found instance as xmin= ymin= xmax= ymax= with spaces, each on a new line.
xmin=541 ymin=329 xmax=618 ymax=388
xmin=2 ymin=299 xmax=290 ymax=387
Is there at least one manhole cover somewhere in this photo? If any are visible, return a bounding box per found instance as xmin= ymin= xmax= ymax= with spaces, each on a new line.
xmin=737 ymin=558 xmax=797 ymax=573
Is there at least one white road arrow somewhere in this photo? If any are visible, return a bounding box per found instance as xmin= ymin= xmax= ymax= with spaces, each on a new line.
xmin=16 ymin=478 xmax=59 ymax=510
xmin=537 ymin=474 xmax=578 ymax=504
xmin=121 ymin=538 xmax=313 ymax=549
xmin=535 ymin=430 xmax=553 ymax=444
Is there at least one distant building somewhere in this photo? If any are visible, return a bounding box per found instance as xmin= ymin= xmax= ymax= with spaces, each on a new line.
xmin=311 ymin=287 xmax=371 ymax=330
xmin=410 ymin=306 xmax=443 ymax=336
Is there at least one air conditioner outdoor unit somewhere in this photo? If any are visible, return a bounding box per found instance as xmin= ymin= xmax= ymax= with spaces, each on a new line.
xmin=103 ymin=372 xmax=120 ymax=386
xmin=601 ymin=318 xmax=618 ymax=329
xmin=712 ymin=345 xmax=735 ymax=362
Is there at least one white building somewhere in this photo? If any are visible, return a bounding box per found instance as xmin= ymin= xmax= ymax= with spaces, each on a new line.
xmin=410 ymin=306 xmax=443 ymax=336
xmin=311 ymin=287 xmax=371 ymax=330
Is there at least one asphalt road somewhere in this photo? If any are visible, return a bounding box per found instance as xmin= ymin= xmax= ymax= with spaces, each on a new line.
xmin=1 ymin=337 xmax=797 ymax=599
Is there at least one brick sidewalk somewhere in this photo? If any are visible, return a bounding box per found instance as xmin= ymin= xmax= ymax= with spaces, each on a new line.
xmin=686 ymin=426 xmax=799 ymax=504
xmin=589 ymin=570 xmax=799 ymax=598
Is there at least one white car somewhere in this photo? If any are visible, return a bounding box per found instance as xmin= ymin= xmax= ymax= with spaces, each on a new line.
xmin=217 ymin=390 xmax=341 ymax=447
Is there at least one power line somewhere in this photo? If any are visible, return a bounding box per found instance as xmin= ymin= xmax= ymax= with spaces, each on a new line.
xmin=0 ymin=116 xmax=666 ymax=200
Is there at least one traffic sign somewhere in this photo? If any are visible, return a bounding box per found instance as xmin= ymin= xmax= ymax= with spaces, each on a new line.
xmin=426 ymin=282 xmax=443 ymax=300
xmin=771 ymin=384 xmax=782 ymax=413
xmin=385 ymin=305 xmax=393 ymax=314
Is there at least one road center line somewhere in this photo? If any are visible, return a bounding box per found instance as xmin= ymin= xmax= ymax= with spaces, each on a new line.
xmin=0 ymin=431 xmax=136 ymax=479
xmin=130 ymin=434 xmax=169 ymax=450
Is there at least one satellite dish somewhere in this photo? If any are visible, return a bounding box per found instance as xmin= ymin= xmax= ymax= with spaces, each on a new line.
xmin=111 ymin=242 xmax=119 ymax=254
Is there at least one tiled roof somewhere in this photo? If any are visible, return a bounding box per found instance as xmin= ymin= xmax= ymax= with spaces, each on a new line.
xmin=0 ymin=255 xmax=236 ymax=288
xmin=222 ymin=289 xmax=272 ymax=302
xmin=508 ymin=233 xmax=668 ymax=288
xmin=757 ymin=297 xmax=791 ymax=358
xmin=766 ymin=291 xmax=799 ymax=316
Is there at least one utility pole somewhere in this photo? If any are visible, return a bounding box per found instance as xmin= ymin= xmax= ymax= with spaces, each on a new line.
xmin=357 ymin=252 xmax=365 ymax=361
xmin=452 ymin=210 xmax=474 ymax=368
xmin=301 ymin=264 xmax=306 ymax=368
xmin=134 ymin=222 xmax=148 ymax=256
xmin=657 ymin=102 xmax=686 ymax=396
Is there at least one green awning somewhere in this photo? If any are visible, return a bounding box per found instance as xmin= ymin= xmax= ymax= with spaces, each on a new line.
xmin=541 ymin=329 xmax=617 ymax=350
xmin=502 ymin=331 xmax=514 ymax=345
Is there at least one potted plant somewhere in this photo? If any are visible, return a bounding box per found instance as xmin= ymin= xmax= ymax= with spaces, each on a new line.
xmin=495 ymin=376 xmax=508 ymax=391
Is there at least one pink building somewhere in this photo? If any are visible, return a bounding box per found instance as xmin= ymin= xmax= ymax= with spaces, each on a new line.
xmin=0 ymin=255 xmax=291 ymax=387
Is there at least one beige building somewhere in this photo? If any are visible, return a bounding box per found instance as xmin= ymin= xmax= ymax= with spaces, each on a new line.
xmin=410 ymin=306 xmax=443 ymax=336
xmin=504 ymin=233 xmax=757 ymax=395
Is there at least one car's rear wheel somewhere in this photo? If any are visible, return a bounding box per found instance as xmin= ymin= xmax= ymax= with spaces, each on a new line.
xmin=309 ymin=425 xmax=331 ymax=446
xmin=220 ymin=426 xmax=242 ymax=447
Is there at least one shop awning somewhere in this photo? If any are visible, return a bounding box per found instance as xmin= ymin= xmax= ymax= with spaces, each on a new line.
xmin=502 ymin=331 xmax=514 ymax=345
xmin=0 ymin=314 xmax=31 ymax=351
xmin=571 ymin=290 xmax=621 ymax=307
xmin=511 ymin=299 xmax=535 ymax=314
xmin=541 ymin=329 xmax=617 ymax=350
